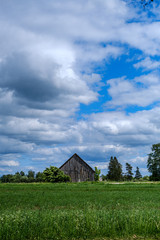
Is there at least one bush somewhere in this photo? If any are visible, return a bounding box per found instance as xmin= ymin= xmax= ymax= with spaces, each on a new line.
xmin=143 ymin=175 xmax=149 ymax=181
xmin=43 ymin=166 xmax=71 ymax=183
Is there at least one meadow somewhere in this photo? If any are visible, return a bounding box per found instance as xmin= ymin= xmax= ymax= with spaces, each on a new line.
xmin=0 ymin=182 xmax=160 ymax=240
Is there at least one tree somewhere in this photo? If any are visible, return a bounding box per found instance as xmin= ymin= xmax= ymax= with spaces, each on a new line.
xmin=135 ymin=167 xmax=142 ymax=180
xmin=13 ymin=172 xmax=21 ymax=183
xmin=107 ymin=156 xmax=123 ymax=181
xmin=36 ymin=172 xmax=44 ymax=182
xmin=0 ymin=174 xmax=14 ymax=183
xmin=125 ymin=163 xmax=133 ymax=181
xmin=94 ymin=167 xmax=101 ymax=181
xmin=20 ymin=176 xmax=29 ymax=183
xmin=27 ymin=170 xmax=35 ymax=178
xmin=43 ymin=166 xmax=71 ymax=183
xmin=27 ymin=170 xmax=35 ymax=182
xmin=20 ymin=171 xmax=25 ymax=176
xmin=142 ymin=175 xmax=149 ymax=181
xmin=147 ymin=143 xmax=160 ymax=181
xmin=101 ymin=174 xmax=107 ymax=181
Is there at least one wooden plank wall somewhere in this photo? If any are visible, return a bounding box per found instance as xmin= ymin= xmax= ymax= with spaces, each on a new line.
xmin=60 ymin=155 xmax=94 ymax=182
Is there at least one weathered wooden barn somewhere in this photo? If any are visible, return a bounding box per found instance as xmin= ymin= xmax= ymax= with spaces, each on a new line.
xmin=59 ymin=153 xmax=95 ymax=182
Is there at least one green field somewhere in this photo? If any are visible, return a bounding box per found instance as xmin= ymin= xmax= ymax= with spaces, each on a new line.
xmin=1 ymin=182 xmax=160 ymax=240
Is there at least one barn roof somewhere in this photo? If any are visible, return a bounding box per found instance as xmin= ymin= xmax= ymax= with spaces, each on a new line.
xmin=59 ymin=153 xmax=95 ymax=173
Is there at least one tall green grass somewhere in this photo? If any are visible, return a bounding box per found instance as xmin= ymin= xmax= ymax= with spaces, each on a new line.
xmin=0 ymin=182 xmax=160 ymax=239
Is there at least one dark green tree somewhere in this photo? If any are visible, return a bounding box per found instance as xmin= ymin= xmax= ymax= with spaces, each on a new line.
xmin=20 ymin=176 xmax=29 ymax=183
xmin=43 ymin=166 xmax=71 ymax=183
xmin=107 ymin=156 xmax=123 ymax=181
xmin=20 ymin=171 xmax=25 ymax=176
xmin=27 ymin=170 xmax=35 ymax=182
xmin=0 ymin=174 xmax=14 ymax=183
xmin=27 ymin=170 xmax=35 ymax=178
xmin=147 ymin=143 xmax=160 ymax=180
xmin=125 ymin=163 xmax=133 ymax=181
xmin=135 ymin=167 xmax=142 ymax=180
xmin=13 ymin=172 xmax=21 ymax=182
xmin=94 ymin=167 xmax=101 ymax=181
xmin=142 ymin=175 xmax=149 ymax=181
xmin=101 ymin=174 xmax=107 ymax=181
xmin=35 ymin=172 xmax=44 ymax=182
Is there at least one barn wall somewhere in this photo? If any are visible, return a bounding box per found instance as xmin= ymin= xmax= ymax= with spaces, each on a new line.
xmin=60 ymin=155 xmax=94 ymax=182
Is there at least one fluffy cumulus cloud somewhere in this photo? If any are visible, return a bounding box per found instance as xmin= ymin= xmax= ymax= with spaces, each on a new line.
xmin=134 ymin=57 xmax=160 ymax=71
xmin=0 ymin=0 xmax=160 ymax=176
xmin=107 ymin=73 xmax=160 ymax=107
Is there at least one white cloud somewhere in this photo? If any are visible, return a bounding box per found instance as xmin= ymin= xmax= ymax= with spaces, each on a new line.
xmin=0 ymin=0 xmax=160 ymax=175
xmin=0 ymin=136 xmax=34 ymax=154
xmin=24 ymin=166 xmax=37 ymax=171
xmin=107 ymin=73 xmax=160 ymax=107
xmin=90 ymin=162 xmax=109 ymax=170
xmin=130 ymin=156 xmax=147 ymax=163
xmin=83 ymin=108 xmax=160 ymax=150
xmin=134 ymin=57 xmax=160 ymax=71
xmin=0 ymin=160 xmax=19 ymax=167
xmin=0 ymin=168 xmax=12 ymax=172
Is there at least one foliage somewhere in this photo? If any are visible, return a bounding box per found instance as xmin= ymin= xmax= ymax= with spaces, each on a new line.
xmin=0 ymin=170 xmax=43 ymax=183
xmin=125 ymin=162 xmax=133 ymax=181
xmin=147 ymin=143 xmax=160 ymax=181
xmin=107 ymin=156 xmax=123 ymax=181
xmin=20 ymin=171 xmax=25 ymax=176
xmin=101 ymin=174 xmax=107 ymax=181
xmin=0 ymin=166 xmax=71 ymax=183
xmin=0 ymin=174 xmax=14 ymax=183
xmin=143 ymin=175 xmax=149 ymax=181
xmin=94 ymin=167 xmax=101 ymax=181
xmin=35 ymin=172 xmax=44 ymax=182
xmin=43 ymin=166 xmax=71 ymax=183
xmin=13 ymin=172 xmax=21 ymax=183
xmin=27 ymin=170 xmax=35 ymax=178
xmin=135 ymin=166 xmax=142 ymax=180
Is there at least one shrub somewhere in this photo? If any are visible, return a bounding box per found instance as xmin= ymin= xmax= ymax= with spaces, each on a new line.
xmin=43 ymin=166 xmax=71 ymax=183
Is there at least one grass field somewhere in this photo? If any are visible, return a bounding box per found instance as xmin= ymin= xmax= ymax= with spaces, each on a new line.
xmin=1 ymin=182 xmax=160 ymax=240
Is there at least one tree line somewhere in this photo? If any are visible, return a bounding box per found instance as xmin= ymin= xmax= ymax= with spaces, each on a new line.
xmin=0 ymin=166 xmax=71 ymax=183
xmin=1 ymin=142 xmax=160 ymax=183
xmin=0 ymin=159 xmax=142 ymax=183
xmin=0 ymin=158 xmax=143 ymax=183
xmin=98 ymin=156 xmax=143 ymax=182
xmin=100 ymin=143 xmax=160 ymax=181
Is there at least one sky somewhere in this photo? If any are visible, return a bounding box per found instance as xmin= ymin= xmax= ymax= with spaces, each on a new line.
xmin=0 ymin=0 xmax=160 ymax=176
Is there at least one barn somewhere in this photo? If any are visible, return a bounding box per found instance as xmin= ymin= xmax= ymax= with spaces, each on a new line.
xmin=59 ymin=153 xmax=95 ymax=182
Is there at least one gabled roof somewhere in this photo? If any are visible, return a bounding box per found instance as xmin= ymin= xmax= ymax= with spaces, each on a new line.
xmin=59 ymin=153 xmax=95 ymax=173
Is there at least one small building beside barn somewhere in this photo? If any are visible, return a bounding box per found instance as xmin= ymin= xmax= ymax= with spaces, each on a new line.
xmin=59 ymin=153 xmax=95 ymax=182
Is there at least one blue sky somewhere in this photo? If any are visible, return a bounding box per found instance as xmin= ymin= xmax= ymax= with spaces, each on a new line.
xmin=0 ymin=0 xmax=160 ymax=176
